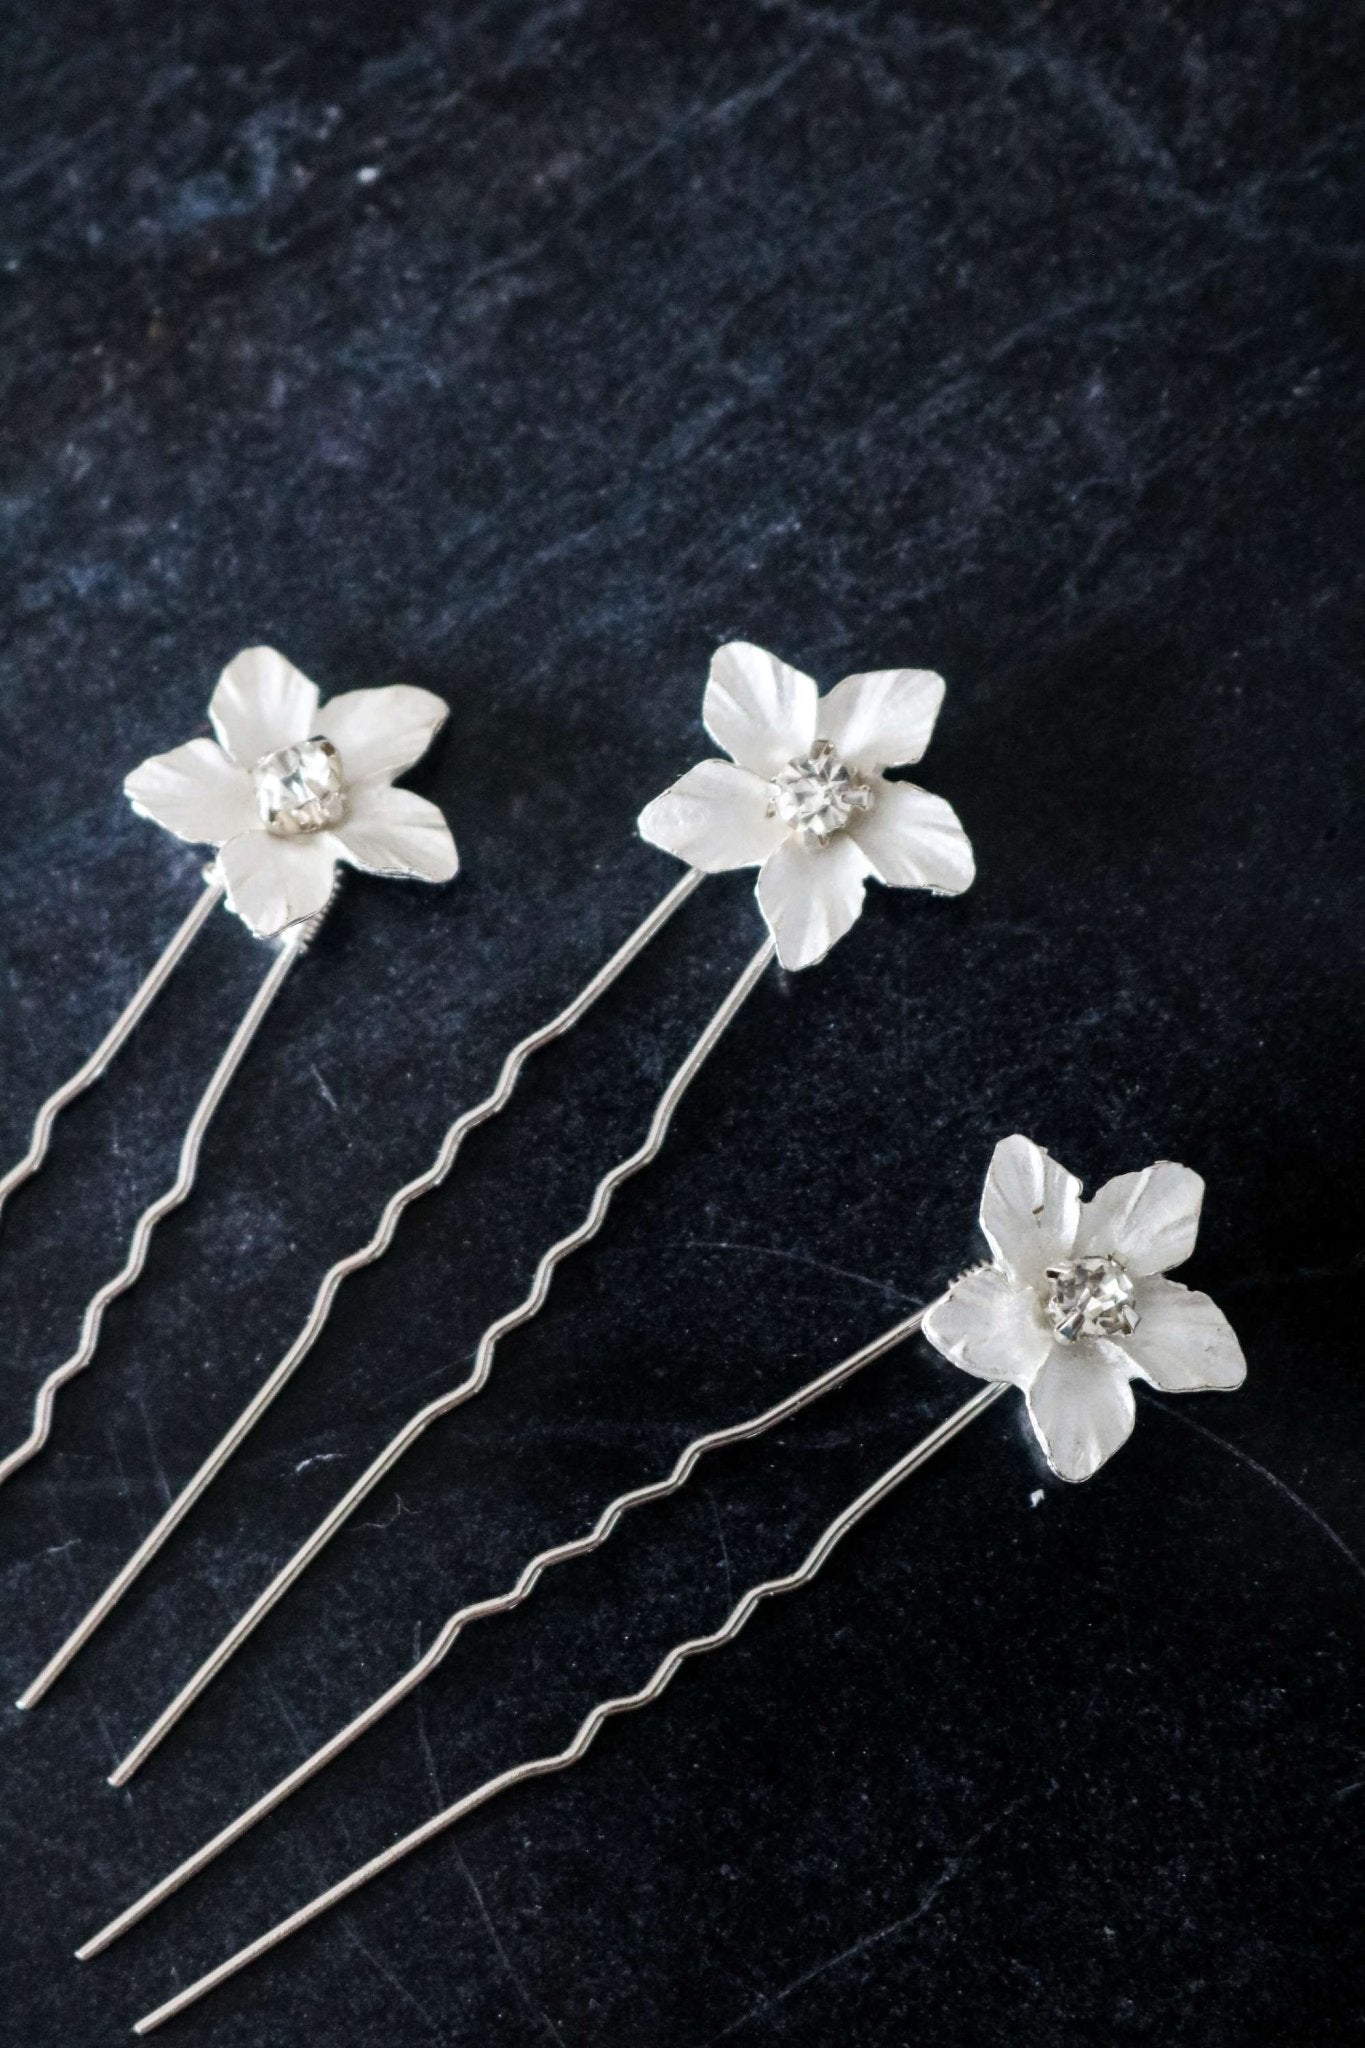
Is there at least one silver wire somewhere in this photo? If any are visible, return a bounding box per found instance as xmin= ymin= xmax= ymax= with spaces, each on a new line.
xmin=0 ymin=916 xmax=308 ymax=1495
xmin=17 ymin=868 xmax=701 ymax=1708
xmin=0 ymin=875 xmax=223 ymax=1232
xmin=80 ymin=1297 xmax=940 ymax=1955
xmin=128 ymin=1378 xmax=1009 ymax=2035
xmin=108 ymin=932 xmax=776 ymax=1781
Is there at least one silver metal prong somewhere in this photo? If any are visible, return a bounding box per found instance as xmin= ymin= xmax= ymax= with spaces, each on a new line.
xmin=108 ymin=932 xmax=775 ymax=1781
xmin=79 ymin=1296 xmax=941 ymax=1956
xmin=18 ymin=870 xmax=702 ymax=1707
xmin=126 ymin=1380 xmax=1007 ymax=2035
xmin=0 ymin=916 xmax=307 ymax=1498
xmin=0 ymin=876 xmax=224 ymax=1234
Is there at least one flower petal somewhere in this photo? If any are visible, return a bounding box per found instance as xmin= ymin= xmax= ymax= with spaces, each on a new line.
xmin=1026 ymin=1345 xmax=1136 ymax=1483
xmin=332 ymin=782 xmax=459 ymax=883
xmin=315 ymin=684 xmax=450 ymax=787
xmin=217 ymin=830 xmax=337 ymax=938
xmin=637 ymin=760 xmax=786 ymax=873
xmin=1076 ymin=1162 xmax=1204 ymax=1276
xmin=755 ymin=832 xmax=868 ymax=971
xmin=816 ymin=668 xmax=945 ymax=773
xmin=1099 ymin=1276 xmax=1246 ymax=1393
xmin=979 ymin=1134 xmax=1082 ymax=1289
xmin=922 ymin=1265 xmax=1054 ymax=1385
xmin=124 ymin=739 xmax=257 ymax=848
xmin=850 ymin=782 xmax=975 ymax=896
xmin=702 ymin=642 xmax=819 ymax=777
xmin=210 ymin=647 xmax=320 ymax=766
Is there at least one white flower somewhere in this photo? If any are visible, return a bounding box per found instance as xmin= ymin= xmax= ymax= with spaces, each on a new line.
xmin=124 ymin=647 xmax=458 ymax=939
xmin=922 ymin=1134 xmax=1246 ymax=1483
xmin=637 ymin=641 xmax=974 ymax=971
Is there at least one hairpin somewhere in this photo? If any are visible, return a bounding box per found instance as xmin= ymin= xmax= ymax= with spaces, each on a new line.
xmin=0 ymin=646 xmax=457 ymax=1491
xmin=20 ymin=640 xmax=975 ymax=1754
xmin=81 ymin=1132 xmax=1245 ymax=2030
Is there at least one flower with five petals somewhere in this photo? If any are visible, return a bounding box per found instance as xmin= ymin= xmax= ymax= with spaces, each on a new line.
xmin=125 ymin=647 xmax=458 ymax=939
xmin=637 ymin=641 xmax=974 ymax=970
xmin=922 ymin=1133 xmax=1246 ymax=1483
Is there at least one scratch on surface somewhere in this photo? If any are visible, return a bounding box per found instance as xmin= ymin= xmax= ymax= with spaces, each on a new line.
xmin=90 ymin=1701 xmax=123 ymax=1775
xmin=703 ymin=1790 xmax=1038 ymax=2042
xmin=252 ymin=1661 xmax=312 ymax=1759
xmin=411 ymin=1622 xmax=444 ymax=1807
xmin=338 ymin=1917 xmax=442 ymax=2030
xmin=355 ymin=1490 xmax=414 ymax=1532
xmin=295 ymin=1449 xmax=344 ymax=1474
xmin=451 ymin=1842 xmax=567 ymax=2047
xmin=129 ymin=1374 xmax=172 ymax=1509
xmin=702 ymin=1485 xmax=735 ymax=1609
xmin=310 ymin=1064 xmax=340 ymax=1113
xmin=1156 ymin=1404 xmax=1365 ymax=1594
xmin=685 ymin=1238 xmax=917 ymax=1306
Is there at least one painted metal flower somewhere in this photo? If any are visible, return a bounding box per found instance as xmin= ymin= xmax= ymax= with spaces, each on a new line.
xmin=637 ymin=641 xmax=974 ymax=970
xmin=125 ymin=647 xmax=458 ymax=938
xmin=922 ymin=1134 xmax=1246 ymax=1482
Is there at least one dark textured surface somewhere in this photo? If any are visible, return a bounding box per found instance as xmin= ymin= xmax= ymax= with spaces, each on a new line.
xmin=1 ymin=4 xmax=1363 ymax=2043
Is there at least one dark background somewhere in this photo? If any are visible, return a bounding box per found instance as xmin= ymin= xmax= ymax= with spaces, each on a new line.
xmin=1 ymin=4 xmax=1362 ymax=2044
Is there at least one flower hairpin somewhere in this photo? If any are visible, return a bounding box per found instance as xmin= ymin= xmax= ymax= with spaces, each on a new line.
xmin=639 ymin=639 xmax=975 ymax=967
xmin=0 ymin=647 xmax=458 ymax=1495
xmin=20 ymin=637 xmax=977 ymax=1729
xmin=83 ymin=1132 xmax=1246 ymax=2035
xmin=124 ymin=644 xmax=457 ymax=937
xmin=922 ymin=1133 xmax=1247 ymax=1480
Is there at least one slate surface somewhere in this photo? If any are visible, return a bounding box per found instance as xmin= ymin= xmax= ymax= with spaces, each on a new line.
xmin=0 ymin=5 xmax=1362 ymax=2044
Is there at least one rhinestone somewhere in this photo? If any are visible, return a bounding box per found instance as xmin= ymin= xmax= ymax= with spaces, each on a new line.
xmin=253 ymin=737 xmax=347 ymax=837
xmin=769 ymin=740 xmax=873 ymax=847
xmin=1043 ymin=1254 xmax=1140 ymax=1345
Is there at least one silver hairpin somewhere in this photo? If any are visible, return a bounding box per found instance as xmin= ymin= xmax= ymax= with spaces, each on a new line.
xmin=21 ymin=640 xmax=974 ymax=1746
xmin=0 ymin=647 xmax=457 ymax=1492
xmin=87 ymin=1132 xmax=1245 ymax=2030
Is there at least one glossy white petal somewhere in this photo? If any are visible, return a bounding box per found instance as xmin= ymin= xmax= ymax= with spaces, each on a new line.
xmin=217 ymin=830 xmax=337 ymax=939
xmin=702 ymin=641 xmax=819 ymax=777
xmin=1098 ymin=1276 xmax=1246 ymax=1393
xmin=315 ymin=684 xmax=450 ymax=787
xmin=850 ymin=782 xmax=975 ymax=896
xmin=979 ymin=1134 xmax=1082 ymax=1289
xmin=1026 ymin=1345 xmax=1136 ymax=1483
xmin=333 ymin=782 xmax=459 ymax=883
xmin=755 ymin=832 xmax=868 ymax=971
xmin=637 ymin=760 xmax=786 ymax=873
xmin=922 ymin=1266 xmax=1054 ymax=1385
xmin=816 ymin=668 xmax=945 ymax=774
xmin=210 ymin=647 xmax=320 ymax=766
xmin=124 ymin=739 xmax=257 ymax=848
xmin=1077 ymin=1162 xmax=1205 ymax=1276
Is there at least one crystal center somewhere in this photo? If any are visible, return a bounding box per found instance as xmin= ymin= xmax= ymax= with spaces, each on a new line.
xmin=253 ymin=736 xmax=347 ymax=836
xmin=1044 ymin=1254 xmax=1140 ymax=1345
xmin=769 ymin=740 xmax=873 ymax=848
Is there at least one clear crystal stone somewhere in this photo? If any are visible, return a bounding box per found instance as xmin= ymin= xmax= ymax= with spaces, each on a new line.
xmin=253 ymin=736 xmax=347 ymax=836
xmin=769 ymin=740 xmax=873 ymax=847
xmin=1044 ymin=1254 xmax=1140 ymax=1345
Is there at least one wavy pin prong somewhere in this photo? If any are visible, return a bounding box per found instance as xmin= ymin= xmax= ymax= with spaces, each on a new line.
xmin=111 ymin=1133 xmax=1248 ymax=2034
xmin=124 ymin=1381 xmax=1007 ymax=2034
xmin=0 ymin=874 xmax=223 ymax=1235
xmin=78 ymin=1298 xmax=940 ymax=1954
xmin=102 ymin=933 xmax=776 ymax=1779
xmin=0 ymin=644 xmax=462 ymax=1498
xmin=0 ymin=905 xmax=315 ymax=1490
xmin=19 ymin=636 xmax=976 ymax=1697
xmin=16 ymin=865 xmax=701 ymax=1706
